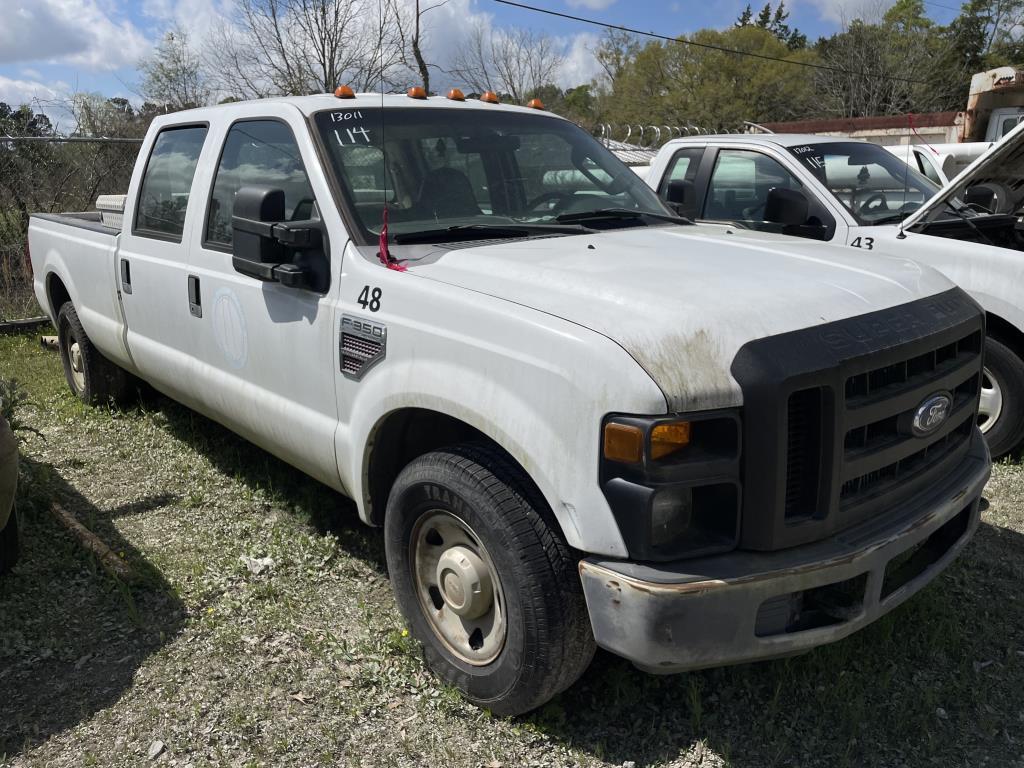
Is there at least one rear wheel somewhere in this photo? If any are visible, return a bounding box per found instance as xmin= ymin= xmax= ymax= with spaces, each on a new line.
xmin=57 ymin=302 xmax=135 ymax=406
xmin=978 ymin=336 xmax=1024 ymax=459
xmin=384 ymin=443 xmax=595 ymax=716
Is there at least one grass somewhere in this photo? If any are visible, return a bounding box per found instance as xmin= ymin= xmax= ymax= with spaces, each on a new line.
xmin=1 ymin=327 xmax=1023 ymax=767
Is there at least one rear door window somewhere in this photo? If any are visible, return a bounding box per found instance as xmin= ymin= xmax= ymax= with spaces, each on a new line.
xmin=134 ymin=125 xmax=208 ymax=241
xmin=205 ymin=120 xmax=314 ymax=248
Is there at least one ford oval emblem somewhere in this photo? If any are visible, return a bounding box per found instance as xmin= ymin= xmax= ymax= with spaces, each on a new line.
xmin=912 ymin=392 xmax=952 ymax=437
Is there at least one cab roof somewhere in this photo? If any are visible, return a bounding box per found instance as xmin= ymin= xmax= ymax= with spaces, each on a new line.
xmin=665 ymin=133 xmax=866 ymax=148
xmin=163 ymin=93 xmax=566 ymax=121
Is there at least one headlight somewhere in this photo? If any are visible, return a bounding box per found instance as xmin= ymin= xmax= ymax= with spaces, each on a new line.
xmin=600 ymin=411 xmax=741 ymax=561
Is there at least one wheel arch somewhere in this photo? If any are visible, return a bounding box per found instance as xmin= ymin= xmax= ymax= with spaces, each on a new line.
xmin=46 ymin=271 xmax=72 ymax=320
xmin=985 ymin=311 xmax=1024 ymax=362
xmin=363 ymin=407 xmax=547 ymax=528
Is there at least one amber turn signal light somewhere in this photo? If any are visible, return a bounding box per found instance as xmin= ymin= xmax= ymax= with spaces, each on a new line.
xmin=651 ymin=421 xmax=691 ymax=460
xmin=447 ymin=88 xmax=465 ymax=101
xmin=480 ymin=91 xmax=500 ymax=104
xmin=604 ymin=423 xmax=644 ymax=463
xmin=334 ymin=85 xmax=355 ymax=99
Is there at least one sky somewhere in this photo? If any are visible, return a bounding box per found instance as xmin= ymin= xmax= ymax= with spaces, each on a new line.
xmin=0 ymin=0 xmax=961 ymax=128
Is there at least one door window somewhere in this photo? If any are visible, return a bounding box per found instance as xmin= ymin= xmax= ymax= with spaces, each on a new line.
xmin=914 ymin=151 xmax=943 ymax=186
xmin=703 ymin=149 xmax=801 ymax=226
xmin=205 ymin=120 xmax=314 ymax=248
xmin=134 ymin=125 xmax=208 ymax=241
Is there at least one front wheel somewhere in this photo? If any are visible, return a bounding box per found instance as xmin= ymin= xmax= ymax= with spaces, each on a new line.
xmin=384 ymin=444 xmax=595 ymax=716
xmin=978 ymin=337 xmax=1024 ymax=459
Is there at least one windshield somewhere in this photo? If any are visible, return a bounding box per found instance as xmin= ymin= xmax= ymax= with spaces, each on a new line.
xmin=313 ymin=107 xmax=673 ymax=242
xmin=786 ymin=142 xmax=939 ymax=225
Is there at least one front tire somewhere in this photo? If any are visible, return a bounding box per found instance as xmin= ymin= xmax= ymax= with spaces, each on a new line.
xmin=978 ymin=337 xmax=1024 ymax=459
xmin=384 ymin=444 xmax=595 ymax=716
xmin=57 ymin=302 xmax=134 ymax=406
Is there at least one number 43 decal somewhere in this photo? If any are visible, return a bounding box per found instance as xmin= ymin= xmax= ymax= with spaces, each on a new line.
xmin=850 ymin=236 xmax=874 ymax=250
xmin=358 ymin=285 xmax=382 ymax=312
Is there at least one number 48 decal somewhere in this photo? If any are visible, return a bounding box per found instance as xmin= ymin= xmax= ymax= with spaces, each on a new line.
xmin=358 ymin=285 xmax=382 ymax=312
xmin=850 ymin=236 xmax=874 ymax=250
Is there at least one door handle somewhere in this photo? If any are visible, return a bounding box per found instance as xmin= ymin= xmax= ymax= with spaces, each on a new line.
xmin=120 ymin=258 xmax=132 ymax=294
xmin=187 ymin=275 xmax=202 ymax=318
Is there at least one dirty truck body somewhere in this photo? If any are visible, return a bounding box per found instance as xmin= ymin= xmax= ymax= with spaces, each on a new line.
xmin=28 ymin=94 xmax=990 ymax=714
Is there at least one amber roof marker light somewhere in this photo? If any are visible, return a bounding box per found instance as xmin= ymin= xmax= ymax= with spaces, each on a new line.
xmin=480 ymin=91 xmax=500 ymax=104
xmin=447 ymin=88 xmax=466 ymax=101
xmin=527 ymin=98 xmax=545 ymax=110
xmin=408 ymin=86 xmax=427 ymax=99
xmin=334 ymin=85 xmax=355 ymax=99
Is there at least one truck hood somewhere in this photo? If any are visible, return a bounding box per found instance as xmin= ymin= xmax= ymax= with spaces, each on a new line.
xmin=903 ymin=118 xmax=1024 ymax=228
xmin=407 ymin=224 xmax=953 ymax=411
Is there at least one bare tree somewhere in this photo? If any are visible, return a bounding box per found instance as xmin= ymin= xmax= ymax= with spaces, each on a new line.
xmin=139 ymin=26 xmax=211 ymax=109
xmin=388 ymin=0 xmax=449 ymax=93
xmin=450 ymin=21 xmax=565 ymax=102
xmin=205 ymin=0 xmax=403 ymax=98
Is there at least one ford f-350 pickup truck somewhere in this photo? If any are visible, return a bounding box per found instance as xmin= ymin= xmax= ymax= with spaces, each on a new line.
xmin=28 ymin=91 xmax=991 ymax=715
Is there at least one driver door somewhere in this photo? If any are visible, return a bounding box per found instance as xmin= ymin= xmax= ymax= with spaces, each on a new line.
xmin=185 ymin=112 xmax=345 ymax=488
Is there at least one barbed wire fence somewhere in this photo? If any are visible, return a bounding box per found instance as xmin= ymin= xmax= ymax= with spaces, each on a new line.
xmin=0 ymin=136 xmax=142 ymax=321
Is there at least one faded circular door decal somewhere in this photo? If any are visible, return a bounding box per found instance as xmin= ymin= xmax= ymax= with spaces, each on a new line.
xmin=212 ymin=288 xmax=247 ymax=369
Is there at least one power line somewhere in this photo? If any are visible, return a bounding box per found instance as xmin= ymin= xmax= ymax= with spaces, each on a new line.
xmin=492 ymin=0 xmax=936 ymax=86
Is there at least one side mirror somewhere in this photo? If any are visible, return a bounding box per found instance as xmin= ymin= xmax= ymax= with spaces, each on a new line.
xmin=665 ymin=178 xmax=694 ymax=206
xmin=764 ymin=187 xmax=809 ymax=226
xmin=664 ymin=178 xmax=696 ymax=217
xmin=232 ymin=186 xmax=286 ymax=267
xmin=231 ymin=186 xmax=328 ymax=292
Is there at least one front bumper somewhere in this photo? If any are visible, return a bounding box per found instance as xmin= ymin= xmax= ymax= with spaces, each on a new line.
xmin=580 ymin=430 xmax=990 ymax=673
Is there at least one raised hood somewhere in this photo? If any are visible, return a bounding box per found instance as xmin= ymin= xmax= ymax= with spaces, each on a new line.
xmin=903 ymin=118 xmax=1024 ymax=228
xmin=408 ymin=225 xmax=954 ymax=412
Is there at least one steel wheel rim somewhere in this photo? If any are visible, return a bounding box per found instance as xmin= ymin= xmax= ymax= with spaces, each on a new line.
xmin=68 ymin=341 xmax=86 ymax=392
xmin=411 ymin=510 xmax=506 ymax=666
xmin=978 ymin=366 xmax=1003 ymax=434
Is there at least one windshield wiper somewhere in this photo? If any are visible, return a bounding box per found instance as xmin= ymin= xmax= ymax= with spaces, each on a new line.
xmin=555 ymin=208 xmax=692 ymax=225
xmin=932 ymin=202 xmax=997 ymax=247
xmin=393 ymin=223 xmax=591 ymax=245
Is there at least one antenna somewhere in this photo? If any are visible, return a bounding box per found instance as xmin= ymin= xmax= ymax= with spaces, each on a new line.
xmin=377 ymin=0 xmax=404 ymax=272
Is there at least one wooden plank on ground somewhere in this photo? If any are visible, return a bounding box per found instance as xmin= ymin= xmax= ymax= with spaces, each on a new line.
xmin=50 ymin=502 xmax=134 ymax=581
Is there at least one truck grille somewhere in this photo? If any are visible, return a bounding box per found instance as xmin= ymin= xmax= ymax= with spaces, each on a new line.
xmin=732 ymin=288 xmax=985 ymax=551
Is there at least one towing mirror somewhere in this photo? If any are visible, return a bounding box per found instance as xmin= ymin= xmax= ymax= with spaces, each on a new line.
xmin=764 ymin=187 xmax=810 ymax=226
xmin=664 ymin=179 xmax=696 ymax=217
xmin=231 ymin=185 xmax=329 ymax=292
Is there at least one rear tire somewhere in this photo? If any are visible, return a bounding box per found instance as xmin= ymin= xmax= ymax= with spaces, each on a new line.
xmin=56 ymin=302 xmax=135 ymax=406
xmin=978 ymin=337 xmax=1024 ymax=459
xmin=384 ymin=443 xmax=595 ymax=716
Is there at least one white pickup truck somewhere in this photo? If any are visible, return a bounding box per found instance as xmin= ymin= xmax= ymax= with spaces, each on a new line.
xmin=645 ymin=128 xmax=1024 ymax=458
xmin=28 ymin=92 xmax=991 ymax=714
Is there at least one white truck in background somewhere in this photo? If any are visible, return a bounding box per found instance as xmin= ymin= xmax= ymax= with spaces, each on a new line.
xmin=645 ymin=126 xmax=1024 ymax=458
xmin=28 ymin=92 xmax=990 ymax=714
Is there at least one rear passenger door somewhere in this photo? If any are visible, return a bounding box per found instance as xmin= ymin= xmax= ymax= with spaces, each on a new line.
xmin=119 ymin=123 xmax=208 ymax=401
xmin=185 ymin=110 xmax=344 ymax=488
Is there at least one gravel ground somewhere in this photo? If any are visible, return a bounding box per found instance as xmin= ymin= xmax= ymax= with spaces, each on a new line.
xmin=1 ymin=329 xmax=1022 ymax=768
